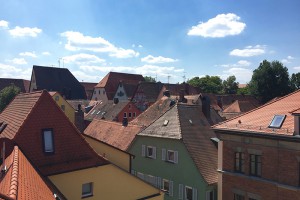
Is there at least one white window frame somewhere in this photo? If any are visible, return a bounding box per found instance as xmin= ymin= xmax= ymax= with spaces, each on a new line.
xmin=185 ymin=186 xmax=193 ymax=200
xmin=163 ymin=179 xmax=170 ymax=194
xmin=123 ymin=112 xmax=127 ymax=118
xmin=43 ymin=129 xmax=54 ymax=153
xmin=166 ymin=150 xmax=178 ymax=163
xmin=82 ymin=182 xmax=93 ymax=198
xmin=206 ymin=190 xmax=214 ymax=200
xmin=146 ymin=146 xmax=156 ymax=159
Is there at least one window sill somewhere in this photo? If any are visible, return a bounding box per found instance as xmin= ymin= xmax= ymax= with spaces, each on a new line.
xmin=81 ymin=194 xmax=93 ymax=199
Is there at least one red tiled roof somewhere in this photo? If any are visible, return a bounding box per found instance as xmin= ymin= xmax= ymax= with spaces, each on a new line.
xmin=0 ymin=78 xmax=30 ymax=93
xmin=0 ymin=146 xmax=59 ymax=200
xmin=84 ymin=119 xmax=142 ymax=151
xmin=139 ymin=104 xmax=218 ymax=185
xmin=95 ymin=72 xmax=144 ymax=100
xmin=80 ymin=82 xmax=97 ymax=91
xmin=0 ymin=90 xmax=109 ymax=176
xmin=213 ymin=90 xmax=300 ymax=136
xmin=130 ymin=96 xmax=175 ymax=127
xmin=163 ymin=83 xmax=200 ymax=96
xmin=222 ymin=100 xmax=258 ymax=113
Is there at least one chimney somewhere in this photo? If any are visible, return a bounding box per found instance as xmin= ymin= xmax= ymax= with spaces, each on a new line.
xmin=202 ymin=95 xmax=211 ymax=122
xmin=75 ymin=104 xmax=85 ymax=133
xmin=178 ymin=89 xmax=187 ymax=103
xmin=114 ymin=98 xmax=119 ymax=104
xmin=122 ymin=117 xmax=128 ymax=127
xmin=293 ymin=113 xmax=300 ymax=135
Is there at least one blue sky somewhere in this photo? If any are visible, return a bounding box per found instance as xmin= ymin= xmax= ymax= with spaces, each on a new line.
xmin=0 ymin=0 xmax=299 ymax=84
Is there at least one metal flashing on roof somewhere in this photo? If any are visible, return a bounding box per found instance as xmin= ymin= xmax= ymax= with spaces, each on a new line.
xmin=269 ymin=115 xmax=286 ymax=129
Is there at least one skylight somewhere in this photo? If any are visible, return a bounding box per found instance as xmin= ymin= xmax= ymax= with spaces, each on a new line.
xmin=269 ymin=115 xmax=286 ymax=128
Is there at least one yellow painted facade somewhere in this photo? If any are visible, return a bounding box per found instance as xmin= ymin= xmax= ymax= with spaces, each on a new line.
xmin=49 ymin=164 xmax=164 ymax=200
xmin=84 ymin=136 xmax=131 ymax=172
xmin=51 ymin=92 xmax=75 ymax=123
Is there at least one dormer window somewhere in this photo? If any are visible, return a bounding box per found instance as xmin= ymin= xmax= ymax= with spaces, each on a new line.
xmin=269 ymin=115 xmax=286 ymax=128
xmin=43 ymin=129 xmax=54 ymax=153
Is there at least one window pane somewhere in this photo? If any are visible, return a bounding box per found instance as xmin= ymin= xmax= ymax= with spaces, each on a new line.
xmin=168 ymin=151 xmax=175 ymax=162
xmin=163 ymin=180 xmax=169 ymax=194
xmin=185 ymin=187 xmax=193 ymax=200
xmin=147 ymin=147 xmax=153 ymax=157
xmin=44 ymin=130 xmax=53 ymax=152
xmin=82 ymin=182 xmax=93 ymax=197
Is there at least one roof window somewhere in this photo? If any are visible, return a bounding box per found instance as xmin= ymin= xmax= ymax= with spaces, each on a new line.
xmin=269 ymin=115 xmax=286 ymax=128
xmin=163 ymin=120 xmax=169 ymax=126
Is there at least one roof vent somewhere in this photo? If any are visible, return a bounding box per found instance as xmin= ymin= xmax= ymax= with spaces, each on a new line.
xmin=189 ymin=119 xmax=193 ymax=124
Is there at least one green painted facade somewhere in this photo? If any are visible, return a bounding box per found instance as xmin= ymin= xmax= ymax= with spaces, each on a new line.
xmin=129 ymin=135 xmax=217 ymax=200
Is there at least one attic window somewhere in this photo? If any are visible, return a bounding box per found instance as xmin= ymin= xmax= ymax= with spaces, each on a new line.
xmin=269 ymin=115 xmax=286 ymax=129
xmin=163 ymin=120 xmax=169 ymax=126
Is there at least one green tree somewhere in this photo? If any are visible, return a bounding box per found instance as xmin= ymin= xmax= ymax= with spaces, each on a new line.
xmin=223 ymin=75 xmax=239 ymax=94
xmin=0 ymin=85 xmax=21 ymax=112
xmin=248 ymin=60 xmax=291 ymax=103
xmin=188 ymin=75 xmax=222 ymax=93
xmin=290 ymin=72 xmax=300 ymax=90
xmin=237 ymin=85 xmax=250 ymax=95
xmin=144 ymin=76 xmax=156 ymax=83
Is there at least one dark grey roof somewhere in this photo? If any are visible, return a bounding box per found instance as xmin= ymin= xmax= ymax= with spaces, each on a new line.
xmin=30 ymin=65 xmax=87 ymax=100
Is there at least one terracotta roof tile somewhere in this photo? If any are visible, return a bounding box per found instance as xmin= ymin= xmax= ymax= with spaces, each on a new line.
xmin=139 ymin=104 xmax=218 ymax=185
xmin=0 ymin=90 xmax=109 ymax=176
xmin=213 ymin=90 xmax=300 ymax=136
xmin=84 ymin=119 xmax=142 ymax=151
xmin=85 ymin=100 xmax=129 ymax=121
xmin=0 ymin=146 xmax=58 ymax=200
xmin=95 ymin=72 xmax=144 ymax=100
xmin=222 ymin=100 xmax=258 ymax=113
xmin=130 ymin=96 xmax=175 ymax=127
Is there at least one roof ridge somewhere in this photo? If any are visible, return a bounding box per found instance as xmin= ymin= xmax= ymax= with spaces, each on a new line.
xmin=9 ymin=146 xmax=19 ymax=199
xmin=175 ymin=104 xmax=182 ymax=138
xmin=213 ymin=89 xmax=300 ymax=128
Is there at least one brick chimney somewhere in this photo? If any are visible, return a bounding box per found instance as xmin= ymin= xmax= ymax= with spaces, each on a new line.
xmin=292 ymin=113 xmax=300 ymax=135
xmin=75 ymin=104 xmax=85 ymax=133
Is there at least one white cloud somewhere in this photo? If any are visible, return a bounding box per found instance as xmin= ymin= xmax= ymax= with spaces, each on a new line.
xmin=79 ymin=64 xmax=184 ymax=82
xmin=63 ymin=53 xmax=105 ymax=65
xmin=138 ymin=45 xmax=143 ymax=48
xmin=219 ymin=60 xmax=251 ymax=68
xmin=187 ymin=13 xmax=246 ymax=38
xmin=6 ymin=58 xmax=27 ymax=65
xmin=141 ymin=55 xmax=178 ymax=64
xmin=19 ymin=51 xmax=37 ymax=58
xmin=0 ymin=63 xmax=31 ymax=79
xmin=42 ymin=52 xmax=51 ymax=56
xmin=9 ymin=26 xmax=42 ymax=37
xmin=287 ymin=56 xmax=294 ymax=60
xmin=281 ymin=59 xmax=290 ymax=64
xmin=0 ymin=20 xmax=9 ymax=29
xmin=221 ymin=67 xmax=253 ymax=83
xmin=282 ymin=55 xmax=295 ymax=64
xmin=71 ymin=70 xmax=101 ymax=82
xmin=294 ymin=66 xmax=300 ymax=71
xmin=60 ymin=31 xmax=139 ymax=58
xmin=230 ymin=45 xmax=266 ymax=57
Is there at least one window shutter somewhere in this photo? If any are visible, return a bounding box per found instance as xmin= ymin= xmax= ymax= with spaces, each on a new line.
xmin=174 ymin=151 xmax=178 ymax=163
xmin=169 ymin=181 xmax=173 ymax=197
xmin=142 ymin=145 xmax=146 ymax=157
xmin=153 ymin=147 xmax=157 ymax=159
xmin=178 ymin=184 xmax=183 ymax=199
xmin=192 ymin=188 xmax=198 ymax=200
xmin=206 ymin=191 xmax=209 ymax=200
xmin=157 ymin=177 xmax=161 ymax=189
xmin=162 ymin=148 xmax=166 ymax=161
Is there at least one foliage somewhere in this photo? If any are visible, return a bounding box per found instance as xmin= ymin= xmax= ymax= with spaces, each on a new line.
xmin=223 ymin=75 xmax=239 ymax=94
xmin=248 ymin=60 xmax=291 ymax=103
xmin=290 ymin=72 xmax=300 ymax=90
xmin=144 ymin=76 xmax=156 ymax=83
xmin=0 ymin=85 xmax=21 ymax=112
xmin=188 ymin=75 xmax=222 ymax=93
xmin=237 ymin=85 xmax=250 ymax=95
